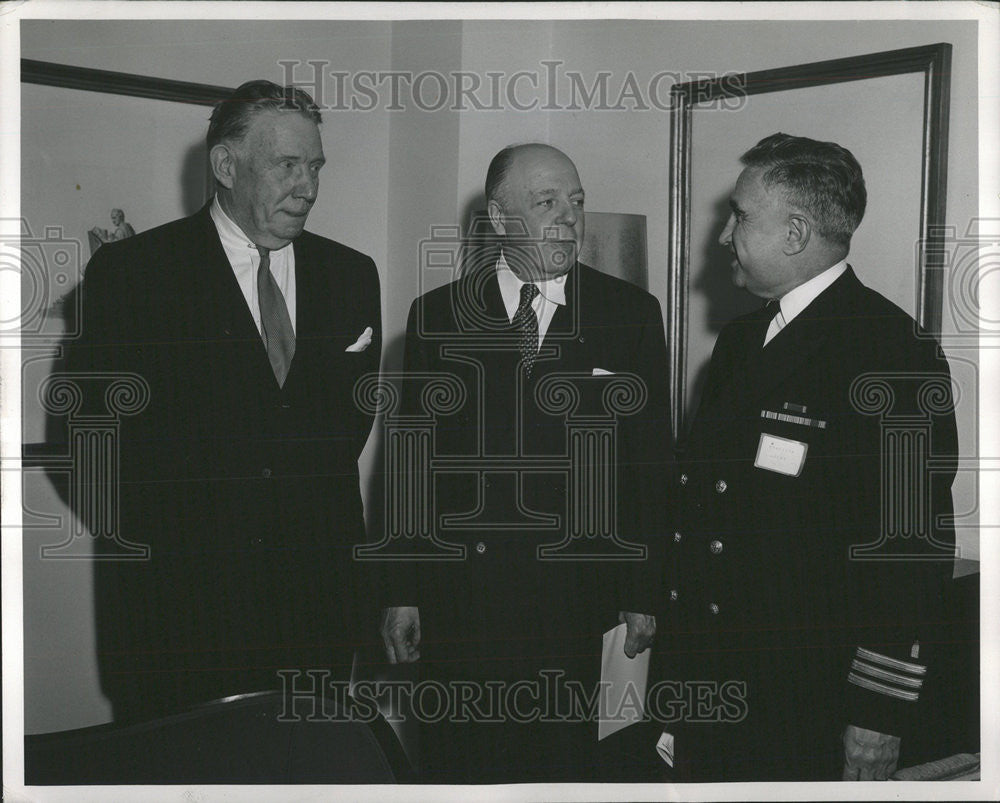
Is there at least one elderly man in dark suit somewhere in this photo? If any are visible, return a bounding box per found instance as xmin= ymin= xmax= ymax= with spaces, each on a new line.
xmin=380 ymin=143 xmax=670 ymax=782
xmin=660 ymin=133 xmax=957 ymax=781
xmin=67 ymin=81 xmax=381 ymax=722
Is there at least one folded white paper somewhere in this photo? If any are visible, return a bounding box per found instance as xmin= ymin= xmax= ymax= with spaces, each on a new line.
xmin=655 ymin=731 xmax=675 ymax=767
xmin=598 ymin=622 xmax=650 ymax=741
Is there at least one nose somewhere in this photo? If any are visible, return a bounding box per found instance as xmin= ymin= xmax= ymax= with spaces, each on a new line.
xmin=293 ymin=166 xmax=319 ymax=203
xmin=556 ymin=199 xmax=579 ymax=228
xmin=718 ymin=214 xmax=735 ymax=246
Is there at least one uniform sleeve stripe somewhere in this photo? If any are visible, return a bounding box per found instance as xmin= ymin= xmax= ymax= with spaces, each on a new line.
xmin=856 ymin=647 xmax=927 ymax=676
xmin=848 ymin=672 xmax=920 ymax=702
xmin=851 ymin=659 xmax=924 ymax=689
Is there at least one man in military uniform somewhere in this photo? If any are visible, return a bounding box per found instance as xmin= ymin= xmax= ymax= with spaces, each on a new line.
xmin=659 ymin=133 xmax=958 ymax=781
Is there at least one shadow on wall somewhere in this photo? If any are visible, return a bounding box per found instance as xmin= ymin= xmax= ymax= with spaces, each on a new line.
xmin=39 ymin=137 xmax=247 ymax=722
xmin=685 ymin=192 xmax=761 ymax=431
xmin=459 ymin=192 xmax=493 ymax=279
xmin=461 ymin=193 xmax=488 ymax=247
xmin=182 ymin=140 xmax=213 ymax=217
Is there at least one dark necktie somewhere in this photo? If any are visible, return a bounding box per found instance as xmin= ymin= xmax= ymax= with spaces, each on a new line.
xmin=256 ymin=246 xmax=295 ymax=386
xmin=762 ymin=298 xmax=785 ymax=347
xmin=748 ymin=298 xmax=780 ymax=348
xmin=514 ymin=282 xmax=540 ymax=376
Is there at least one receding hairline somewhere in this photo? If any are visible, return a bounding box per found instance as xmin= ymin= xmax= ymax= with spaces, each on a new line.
xmin=487 ymin=143 xmax=581 ymax=206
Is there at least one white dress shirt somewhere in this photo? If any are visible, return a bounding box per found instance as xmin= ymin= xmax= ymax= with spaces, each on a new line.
xmin=495 ymin=250 xmax=567 ymax=350
xmin=763 ymin=260 xmax=847 ymax=346
xmin=210 ymin=196 xmax=297 ymax=335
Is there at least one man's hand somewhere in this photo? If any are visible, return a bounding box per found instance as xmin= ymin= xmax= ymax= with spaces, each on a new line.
xmin=381 ymin=606 xmax=421 ymax=664
xmin=619 ymin=611 xmax=656 ymax=658
xmin=841 ymin=724 xmax=900 ymax=780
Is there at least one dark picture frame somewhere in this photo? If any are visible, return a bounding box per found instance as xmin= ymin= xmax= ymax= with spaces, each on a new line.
xmin=22 ymin=58 xmax=232 ymax=106
xmin=666 ymin=44 xmax=952 ymax=442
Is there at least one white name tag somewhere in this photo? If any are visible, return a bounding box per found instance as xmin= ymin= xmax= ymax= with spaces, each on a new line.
xmin=754 ymin=433 xmax=808 ymax=477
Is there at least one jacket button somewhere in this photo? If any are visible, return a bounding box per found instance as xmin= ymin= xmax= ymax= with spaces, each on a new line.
xmin=262 ymin=467 xmax=272 ymax=478
xmin=709 ymin=539 xmax=723 ymax=555
xmin=709 ymin=602 xmax=720 ymax=615
xmin=679 ymin=473 xmax=688 ymax=486
xmin=669 ymin=589 xmax=679 ymax=601
xmin=714 ymin=479 xmax=727 ymax=494
xmin=673 ymin=531 xmax=682 ymax=543
xmin=476 ymin=542 xmax=486 ymax=554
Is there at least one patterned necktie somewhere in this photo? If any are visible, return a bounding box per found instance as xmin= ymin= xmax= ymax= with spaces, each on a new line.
xmin=256 ymin=246 xmax=295 ymax=386
xmin=514 ymin=282 xmax=540 ymax=376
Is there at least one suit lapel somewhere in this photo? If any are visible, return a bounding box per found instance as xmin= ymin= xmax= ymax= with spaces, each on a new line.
xmin=698 ymin=268 xmax=861 ymax=421
xmin=188 ymin=204 xmax=263 ymax=343
xmin=286 ymin=231 xmax=345 ymax=389
xmin=536 ymin=264 xmax=585 ymax=370
xmin=545 ymin=265 xmax=576 ymax=337
xmin=480 ymin=269 xmax=512 ymax=331
xmin=190 ymin=203 xmax=284 ymax=388
xmin=697 ymin=303 xmax=774 ymax=415
xmin=752 ymin=267 xmax=860 ymax=394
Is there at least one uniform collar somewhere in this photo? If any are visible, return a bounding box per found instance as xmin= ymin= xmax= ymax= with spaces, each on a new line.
xmin=774 ymin=259 xmax=848 ymax=328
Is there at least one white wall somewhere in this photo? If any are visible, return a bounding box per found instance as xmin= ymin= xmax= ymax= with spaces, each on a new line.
xmin=20 ymin=18 xmax=980 ymax=733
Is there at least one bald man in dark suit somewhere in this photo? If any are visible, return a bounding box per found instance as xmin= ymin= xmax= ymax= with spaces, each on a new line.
xmin=381 ymin=144 xmax=671 ymax=782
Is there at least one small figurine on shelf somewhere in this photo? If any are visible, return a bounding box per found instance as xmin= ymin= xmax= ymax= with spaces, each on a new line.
xmin=89 ymin=208 xmax=136 ymax=252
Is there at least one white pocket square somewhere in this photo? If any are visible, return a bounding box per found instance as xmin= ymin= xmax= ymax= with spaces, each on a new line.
xmin=592 ymin=368 xmax=615 ymax=376
xmin=345 ymin=326 xmax=373 ymax=352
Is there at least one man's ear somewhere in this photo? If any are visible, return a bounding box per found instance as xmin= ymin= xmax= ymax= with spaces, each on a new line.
xmin=784 ymin=213 xmax=811 ymax=256
xmin=210 ymin=143 xmax=237 ymax=190
xmin=487 ymin=199 xmax=506 ymax=237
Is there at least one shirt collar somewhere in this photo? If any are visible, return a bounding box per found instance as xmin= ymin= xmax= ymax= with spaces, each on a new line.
xmin=210 ymin=196 xmax=291 ymax=256
xmin=495 ymin=250 xmax=568 ymax=322
xmin=776 ymin=259 xmax=847 ymax=326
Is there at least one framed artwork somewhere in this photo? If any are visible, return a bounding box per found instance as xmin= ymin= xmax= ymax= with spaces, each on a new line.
xmin=666 ymin=44 xmax=952 ymax=441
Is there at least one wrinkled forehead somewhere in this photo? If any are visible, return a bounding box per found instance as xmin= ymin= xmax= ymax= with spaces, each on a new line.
xmin=243 ymin=110 xmax=323 ymax=153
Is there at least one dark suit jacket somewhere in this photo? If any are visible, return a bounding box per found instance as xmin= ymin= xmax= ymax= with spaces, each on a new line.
xmin=663 ymin=267 xmax=958 ymax=780
xmin=396 ymin=261 xmax=670 ymax=679
xmin=64 ymin=203 xmax=382 ymax=720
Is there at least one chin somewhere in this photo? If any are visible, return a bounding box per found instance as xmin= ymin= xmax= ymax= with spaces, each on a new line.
xmin=544 ymin=243 xmax=578 ymax=273
xmin=275 ymin=222 xmax=307 ymax=240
